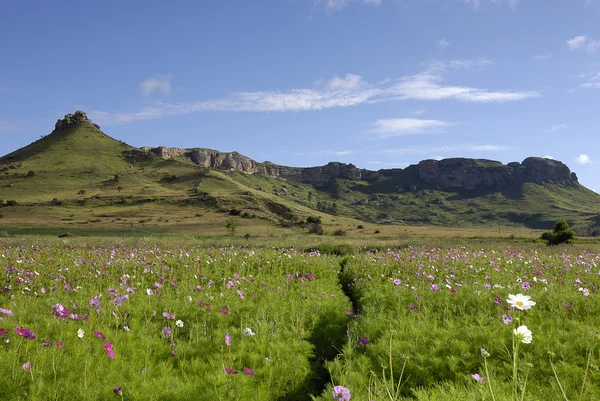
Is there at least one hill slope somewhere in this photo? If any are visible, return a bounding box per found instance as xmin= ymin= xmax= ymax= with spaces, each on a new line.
xmin=1 ymin=111 xmax=599 ymax=235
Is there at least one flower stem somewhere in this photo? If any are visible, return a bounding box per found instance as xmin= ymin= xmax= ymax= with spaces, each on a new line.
xmin=483 ymin=357 xmax=497 ymax=401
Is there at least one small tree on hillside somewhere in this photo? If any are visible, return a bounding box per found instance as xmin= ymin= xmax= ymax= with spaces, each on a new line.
xmin=225 ymin=218 xmax=237 ymax=236
xmin=541 ymin=220 xmax=575 ymax=245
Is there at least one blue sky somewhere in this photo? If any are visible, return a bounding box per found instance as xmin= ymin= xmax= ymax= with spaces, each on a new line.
xmin=1 ymin=0 xmax=599 ymax=191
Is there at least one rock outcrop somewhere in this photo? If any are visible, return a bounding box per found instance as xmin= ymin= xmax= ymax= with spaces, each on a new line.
xmin=55 ymin=110 xmax=100 ymax=131
xmin=143 ymin=146 xmax=578 ymax=190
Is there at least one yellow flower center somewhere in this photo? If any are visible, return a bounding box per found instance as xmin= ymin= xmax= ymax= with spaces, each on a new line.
xmin=516 ymin=301 xmax=523 ymax=307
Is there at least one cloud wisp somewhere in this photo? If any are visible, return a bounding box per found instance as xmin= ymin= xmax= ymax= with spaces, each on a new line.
xmin=367 ymin=118 xmax=456 ymax=138
xmin=567 ymin=35 xmax=600 ymax=53
xmin=576 ymin=154 xmax=594 ymax=165
xmin=315 ymin=0 xmax=382 ymax=10
xmin=462 ymin=0 xmax=520 ymax=9
xmin=383 ymin=144 xmax=513 ymax=156
xmin=547 ymin=124 xmax=570 ymax=132
xmin=91 ymin=63 xmax=540 ymax=125
xmin=140 ymin=75 xmax=172 ymax=97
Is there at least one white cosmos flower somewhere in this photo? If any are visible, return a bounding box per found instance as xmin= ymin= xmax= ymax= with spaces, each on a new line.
xmin=175 ymin=320 xmax=184 ymax=328
xmin=77 ymin=328 xmax=85 ymax=339
xmin=146 ymin=288 xmax=154 ymax=296
xmin=514 ymin=325 xmax=532 ymax=344
xmin=507 ymin=294 xmax=536 ymax=310
xmin=242 ymin=327 xmax=255 ymax=337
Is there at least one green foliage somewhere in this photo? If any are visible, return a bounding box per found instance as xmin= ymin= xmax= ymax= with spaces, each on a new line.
xmin=225 ymin=217 xmax=237 ymax=235
xmin=332 ymin=229 xmax=346 ymax=236
xmin=306 ymin=216 xmax=322 ymax=225
xmin=541 ymin=220 xmax=576 ymax=245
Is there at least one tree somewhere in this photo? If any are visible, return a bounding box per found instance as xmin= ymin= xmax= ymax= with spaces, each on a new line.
xmin=541 ymin=220 xmax=575 ymax=245
xmin=225 ymin=218 xmax=237 ymax=236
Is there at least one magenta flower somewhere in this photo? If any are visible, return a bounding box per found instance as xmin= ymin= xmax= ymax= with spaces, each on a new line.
xmin=51 ymin=303 xmax=69 ymax=319
xmin=521 ymin=282 xmax=531 ymax=291
xmin=43 ymin=340 xmax=53 ymax=347
xmin=493 ymin=295 xmax=502 ymax=305
xmin=93 ymin=331 xmax=105 ymax=339
xmin=472 ymin=373 xmax=485 ymax=383
xmin=219 ymin=308 xmax=228 ymax=316
xmin=105 ymin=340 xmax=115 ymax=360
xmin=244 ymin=366 xmax=255 ymax=376
xmin=162 ymin=327 xmax=172 ymax=338
xmin=237 ymin=290 xmax=245 ymax=299
xmin=22 ymin=362 xmax=32 ymax=372
xmin=430 ymin=284 xmax=439 ymax=292
xmin=0 ymin=328 xmax=8 ymax=337
xmin=0 ymin=308 xmax=14 ymax=316
xmin=223 ymin=365 xmax=238 ymax=374
xmin=15 ymin=326 xmax=36 ymax=340
xmin=225 ymin=333 xmax=232 ymax=346
xmin=359 ymin=337 xmax=370 ymax=345
xmin=332 ymin=385 xmax=351 ymax=400
xmin=113 ymin=387 xmax=122 ymax=396
xmin=56 ymin=341 xmax=63 ymax=349
xmin=502 ymin=314 xmax=512 ymax=325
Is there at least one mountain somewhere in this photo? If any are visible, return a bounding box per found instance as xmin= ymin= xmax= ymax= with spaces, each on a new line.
xmin=1 ymin=111 xmax=599 ymax=235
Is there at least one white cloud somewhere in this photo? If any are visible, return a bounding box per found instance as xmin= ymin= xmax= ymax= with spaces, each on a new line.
xmin=324 ymin=73 xmax=368 ymax=91
xmin=567 ymin=35 xmax=600 ymax=53
xmin=576 ymin=154 xmax=594 ymax=164
xmin=140 ymin=75 xmax=171 ymax=97
xmin=543 ymin=155 xmax=554 ymax=159
xmin=383 ymin=144 xmax=512 ymax=156
xmin=547 ymin=124 xmax=570 ymax=132
xmin=463 ymin=0 xmax=520 ymax=9
xmin=91 ymin=63 xmax=540 ymax=125
xmin=316 ymin=0 xmax=382 ymax=10
xmin=533 ymin=54 xmax=551 ymax=61
xmin=437 ymin=38 xmax=450 ymax=49
xmin=581 ymin=71 xmax=600 ymax=88
xmin=367 ymin=118 xmax=455 ymax=138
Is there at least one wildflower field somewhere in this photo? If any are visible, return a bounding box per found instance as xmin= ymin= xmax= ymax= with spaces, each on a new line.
xmin=1 ymin=243 xmax=600 ymax=400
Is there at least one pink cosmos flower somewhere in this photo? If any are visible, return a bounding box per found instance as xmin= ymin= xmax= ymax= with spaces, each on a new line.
xmin=0 ymin=308 xmax=13 ymax=316
xmin=244 ymin=366 xmax=255 ymax=376
xmin=15 ymin=326 xmax=36 ymax=340
xmin=0 ymin=328 xmax=8 ymax=337
xmin=472 ymin=374 xmax=485 ymax=383
xmin=93 ymin=331 xmax=105 ymax=339
xmin=332 ymin=385 xmax=351 ymax=400
xmin=104 ymin=340 xmax=115 ymax=360
xmin=113 ymin=387 xmax=122 ymax=396
xmin=225 ymin=333 xmax=232 ymax=346
xmin=22 ymin=362 xmax=32 ymax=372
xmin=223 ymin=365 xmax=238 ymax=374
xmin=502 ymin=314 xmax=512 ymax=325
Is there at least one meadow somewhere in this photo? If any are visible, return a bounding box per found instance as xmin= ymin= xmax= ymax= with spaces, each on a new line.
xmin=1 ymin=239 xmax=599 ymax=400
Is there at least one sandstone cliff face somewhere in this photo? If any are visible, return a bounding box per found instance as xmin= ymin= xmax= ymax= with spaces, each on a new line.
xmin=143 ymin=145 xmax=578 ymax=190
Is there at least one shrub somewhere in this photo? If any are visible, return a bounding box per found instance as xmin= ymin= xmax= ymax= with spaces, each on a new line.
xmin=26 ymin=170 xmax=35 ymax=177
xmin=225 ymin=218 xmax=237 ymax=235
xmin=357 ymin=225 xmax=364 ymax=229
xmin=307 ymin=222 xmax=324 ymax=235
xmin=541 ymin=220 xmax=575 ymax=245
xmin=306 ymin=216 xmax=322 ymax=225
xmin=5 ymin=200 xmax=17 ymax=207
xmin=332 ymin=229 xmax=346 ymax=236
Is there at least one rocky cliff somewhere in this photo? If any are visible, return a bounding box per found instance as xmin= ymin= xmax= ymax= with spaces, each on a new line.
xmin=144 ymin=145 xmax=578 ymax=191
xmin=55 ymin=110 xmax=101 ymax=131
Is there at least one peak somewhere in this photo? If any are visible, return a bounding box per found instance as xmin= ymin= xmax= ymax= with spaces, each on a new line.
xmin=55 ymin=110 xmax=100 ymax=131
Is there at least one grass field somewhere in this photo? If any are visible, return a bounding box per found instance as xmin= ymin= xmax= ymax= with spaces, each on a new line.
xmin=2 ymin=238 xmax=600 ymax=400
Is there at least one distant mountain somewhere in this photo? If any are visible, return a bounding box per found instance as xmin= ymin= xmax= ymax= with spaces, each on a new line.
xmin=1 ymin=111 xmax=599 ymax=235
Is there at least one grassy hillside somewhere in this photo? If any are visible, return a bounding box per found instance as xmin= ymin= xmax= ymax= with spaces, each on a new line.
xmin=1 ymin=119 xmax=599 ymax=237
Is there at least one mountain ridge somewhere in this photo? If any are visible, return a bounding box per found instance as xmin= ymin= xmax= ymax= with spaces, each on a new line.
xmin=1 ymin=111 xmax=598 ymax=235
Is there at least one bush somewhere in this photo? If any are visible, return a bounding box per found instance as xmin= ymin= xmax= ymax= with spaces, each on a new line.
xmin=332 ymin=229 xmax=346 ymax=236
xmin=5 ymin=200 xmax=17 ymax=207
xmin=306 ymin=216 xmax=322 ymax=225
xmin=225 ymin=218 xmax=237 ymax=235
xmin=307 ymin=222 xmax=324 ymax=235
xmin=541 ymin=220 xmax=575 ymax=245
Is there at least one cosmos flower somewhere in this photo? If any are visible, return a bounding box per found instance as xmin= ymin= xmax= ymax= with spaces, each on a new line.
xmin=15 ymin=327 xmax=36 ymax=340
xmin=223 ymin=365 xmax=238 ymax=374
xmin=502 ymin=314 xmax=512 ymax=325
xmin=472 ymin=373 xmax=485 ymax=383
xmin=113 ymin=387 xmax=122 ymax=396
xmin=244 ymin=366 xmax=255 ymax=376
xmin=22 ymin=362 xmax=32 ymax=372
xmin=359 ymin=337 xmax=370 ymax=345
xmin=105 ymin=340 xmax=115 ymax=359
xmin=0 ymin=308 xmax=14 ymax=316
xmin=162 ymin=327 xmax=172 ymax=338
xmin=93 ymin=331 xmax=105 ymax=339
xmin=225 ymin=333 xmax=232 ymax=346
xmin=242 ymin=327 xmax=255 ymax=336
xmin=175 ymin=320 xmax=184 ymax=328
xmin=332 ymin=385 xmax=351 ymax=401
xmin=514 ymin=325 xmax=533 ymax=344
xmin=480 ymin=349 xmax=490 ymax=358
xmin=77 ymin=328 xmax=85 ymax=339
xmin=507 ymin=294 xmax=536 ymax=310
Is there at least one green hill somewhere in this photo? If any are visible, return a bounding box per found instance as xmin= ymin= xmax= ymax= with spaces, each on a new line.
xmin=1 ymin=111 xmax=599 ymax=237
